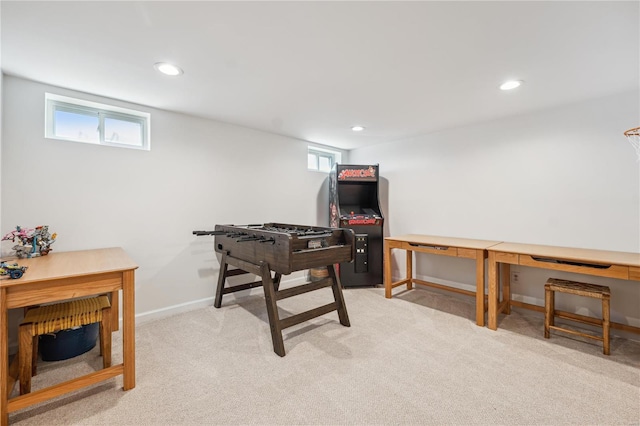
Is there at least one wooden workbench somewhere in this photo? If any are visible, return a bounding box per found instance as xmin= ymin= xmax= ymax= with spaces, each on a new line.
xmin=487 ymin=242 xmax=640 ymax=332
xmin=384 ymin=235 xmax=501 ymax=326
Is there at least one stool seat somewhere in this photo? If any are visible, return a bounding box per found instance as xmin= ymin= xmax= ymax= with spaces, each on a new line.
xmin=19 ymin=295 xmax=112 ymax=395
xmin=544 ymin=278 xmax=611 ymax=355
xmin=546 ymin=278 xmax=611 ymax=298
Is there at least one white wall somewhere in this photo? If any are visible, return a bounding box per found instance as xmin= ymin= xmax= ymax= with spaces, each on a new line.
xmin=350 ymin=90 xmax=640 ymax=335
xmin=2 ymin=75 xmax=638 ymax=341
xmin=1 ymin=76 xmax=345 ymax=329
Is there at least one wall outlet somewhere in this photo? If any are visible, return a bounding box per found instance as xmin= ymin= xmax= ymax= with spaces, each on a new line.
xmin=511 ymin=271 xmax=520 ymax=283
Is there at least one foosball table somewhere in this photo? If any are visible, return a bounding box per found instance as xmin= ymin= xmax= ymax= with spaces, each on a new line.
xmin=193 ymin=223 xmax=355 ymax=356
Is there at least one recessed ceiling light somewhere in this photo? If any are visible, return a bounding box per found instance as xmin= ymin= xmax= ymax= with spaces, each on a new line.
xmin=500 ymin=80 xmax=523 ymax=90
xmin=351 ymin=126 xmax=365 ymax=132
xmin=154 ymin=62 xmax=183 ymax=76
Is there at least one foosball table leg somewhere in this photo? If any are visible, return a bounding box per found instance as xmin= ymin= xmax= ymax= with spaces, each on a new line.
xmin=260 ymin=262 xmax=286 ymax=357
xmin=273 ymin=272 xmax=282 ymax=292
xmin=214 ymin=252 xmax=230 ymax=308
xmin=327 ymin=264 xmax=351 ymax=327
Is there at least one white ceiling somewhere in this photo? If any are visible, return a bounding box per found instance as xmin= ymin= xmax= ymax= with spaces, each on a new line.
xmin=1 ymin=1 xmax=638 ymax=150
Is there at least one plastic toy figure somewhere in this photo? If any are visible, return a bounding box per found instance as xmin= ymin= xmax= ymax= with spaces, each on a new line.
xmin=2 ymin=225 xmax=57 ymax=258
xmin=0 ymin=261 xmax=28 ymax=279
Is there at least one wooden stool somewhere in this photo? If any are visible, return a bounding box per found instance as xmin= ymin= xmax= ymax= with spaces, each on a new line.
xmin=19 ymin=295 xmax=112 ymax=394
xmin=544 ymin=278 xmax=611 ymax=355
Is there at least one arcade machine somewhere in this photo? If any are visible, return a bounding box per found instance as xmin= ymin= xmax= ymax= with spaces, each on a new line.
xmin=329 ymin=164 xmax=384 ymax=287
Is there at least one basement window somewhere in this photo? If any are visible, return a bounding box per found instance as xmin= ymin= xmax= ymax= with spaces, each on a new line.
xmin=45 ymin=93 xmax=150 ymax=150
xmin=308 ymin=146 xmax=341 ymax=173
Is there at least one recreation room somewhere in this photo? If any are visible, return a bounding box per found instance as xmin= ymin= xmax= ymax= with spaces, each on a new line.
xmin=0 ymin=1 xmax=638 ymax=425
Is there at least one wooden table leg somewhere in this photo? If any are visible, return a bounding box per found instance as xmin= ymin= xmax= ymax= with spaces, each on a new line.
xmin=384 ymin=241 xmax=392 ymax=298
xmin=260 ymin=263 xmax=285 ymax=357
xmin=1 ymin=288 xmax=8 ymax=426
xmin=501 ymin=263 xmax=511 ymax=315
xmin=273 ymin=273 xmax=282 ymax=292
xmin=214 ymin=252 xmax=229 ymax=308
xmin=122 ymin=270 xmax=136 ymax=391
xmin=328 ymin=265 xmax=350 ymax=327
xmin=475 ymin=249 xmax=485 ymax=327
xmin=406 ymin=249 xmax=413 ymax=290
xmin=488 ymin=251 xmax=499 ymax=330
xmin=110 ymin=290 xmax=119 ymax=332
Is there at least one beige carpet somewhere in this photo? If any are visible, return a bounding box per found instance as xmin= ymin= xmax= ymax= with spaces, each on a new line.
xmin=9 ymin=285 xmax=640 ymax=425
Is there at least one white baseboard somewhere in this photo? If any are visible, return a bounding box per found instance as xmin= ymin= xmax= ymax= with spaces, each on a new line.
xmin=134 ymin=274 xmax=308 ymax=325
xmin=134 ymin=296 xmax=216 ymax=325
xmin=411 ymin=273 xmax=476 ymax=294
xmin=409 ymin=273 xmax=544 ymax=306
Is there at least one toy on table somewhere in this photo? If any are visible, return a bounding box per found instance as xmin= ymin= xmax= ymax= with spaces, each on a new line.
xmin=0 ymin=261 xmax=27 ymax=279
xmin=2 ymin=225 xmax=57 ymax=258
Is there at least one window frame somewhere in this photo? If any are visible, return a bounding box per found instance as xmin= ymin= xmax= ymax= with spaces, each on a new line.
xmin=308 ymin=145 xmax=341 ymax=173
xmin=45 ymin=93 xmax=151 ymax=151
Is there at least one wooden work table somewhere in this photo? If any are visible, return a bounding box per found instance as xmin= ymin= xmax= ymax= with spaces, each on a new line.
xmin=487 ymin=242 xmax=640 ymax=331
xmin=0 ymin=248 xmax=138 ymax=425
xmin=384 ymin=235 xmax=501 ymax=326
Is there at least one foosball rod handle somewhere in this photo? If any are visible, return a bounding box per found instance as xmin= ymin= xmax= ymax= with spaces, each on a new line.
xmin=192 ymin=230 xmax=226 ymax=236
